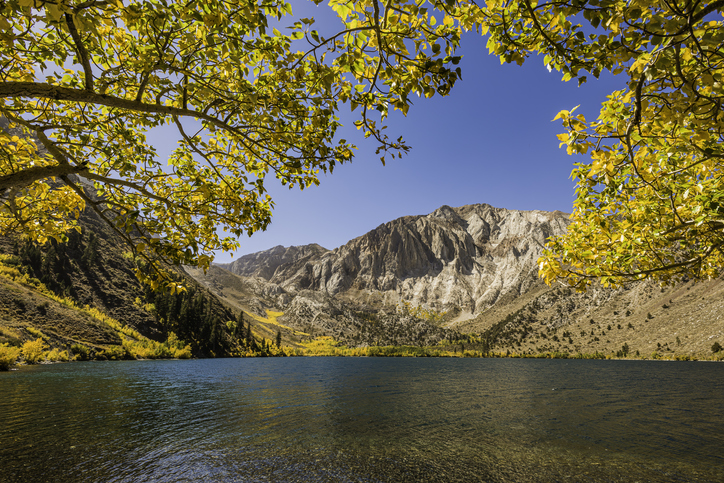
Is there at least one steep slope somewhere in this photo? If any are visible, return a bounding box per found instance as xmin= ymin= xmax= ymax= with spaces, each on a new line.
xmin=0 ymin=198 xmax=240 ymax=358
xmin=186 ymin=264 xmax=456 ymax=348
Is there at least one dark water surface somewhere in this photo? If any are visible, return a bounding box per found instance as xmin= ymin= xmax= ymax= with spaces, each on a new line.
xmin=1 ymin=358 xmax=723 ymax=482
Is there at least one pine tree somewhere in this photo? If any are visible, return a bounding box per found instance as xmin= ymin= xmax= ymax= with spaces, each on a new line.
xmin=245 ymin=320 xmax=252 ymax=349
xmin=81 ymin=232 xmax=99 ymax=267
xmin=236 ymin=311 xmax=245 ymax=341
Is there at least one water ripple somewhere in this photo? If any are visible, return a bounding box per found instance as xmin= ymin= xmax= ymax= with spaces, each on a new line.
xmin=1 ymin=358 xmax=723 ymax=482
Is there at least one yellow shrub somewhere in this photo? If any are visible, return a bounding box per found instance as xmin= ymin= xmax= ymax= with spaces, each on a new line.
xmin=0 ymin=344 xmax=21 ymax=370
xmin=26 ymin=327 xmax=48 ymax=339
xmin=153 ymin=344 xmax=173 ymax=359
xmin=22 ymin=338 xmax=48 ymax=364
xmin=46 ymin=348 xmax=69 ymax=362
xmin=71 ymin=343 xmax=90 ymax=361
xmin=165 ymin=332 xmax=193 ymax=359
xmin=96 ymin=345 xmax=130 ymax=361
xmin=173 ymin=345 xmax=193 ymax=359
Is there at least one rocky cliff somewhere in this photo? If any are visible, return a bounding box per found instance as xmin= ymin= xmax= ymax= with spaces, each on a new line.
xmin=216 ymin=244 xmax=328 ymax=280
xmin=223 ymin=204 xmax=569 ymax=316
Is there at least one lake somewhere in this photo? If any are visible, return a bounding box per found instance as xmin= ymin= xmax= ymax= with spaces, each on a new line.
xmin=1 ymin=357 xmax=723 ymax=482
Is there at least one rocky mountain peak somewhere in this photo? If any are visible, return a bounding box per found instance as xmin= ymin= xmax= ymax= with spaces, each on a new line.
xmin=221 ymin=203 xmax=570 ymax=316
xmin=216 ymin=243 xmax=328 ymax=280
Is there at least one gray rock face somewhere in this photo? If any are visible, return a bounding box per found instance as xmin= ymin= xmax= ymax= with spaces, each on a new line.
xmin=221 ymin=204 xmax=569 ymax=315
xmin=216 ymin=244 xmax=328 ymax=280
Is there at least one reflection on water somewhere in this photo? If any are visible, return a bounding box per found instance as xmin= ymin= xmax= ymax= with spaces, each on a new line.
xmin=1 ymin=358 xmax=723 ymax=482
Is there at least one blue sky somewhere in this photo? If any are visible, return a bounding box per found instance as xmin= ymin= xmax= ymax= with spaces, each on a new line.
xmin=154 ymin=10 xmax=624 ymax=262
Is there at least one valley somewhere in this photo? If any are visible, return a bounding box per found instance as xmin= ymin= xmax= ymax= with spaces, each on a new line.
xmin=2 ymin=202 xmax=723 ymax=365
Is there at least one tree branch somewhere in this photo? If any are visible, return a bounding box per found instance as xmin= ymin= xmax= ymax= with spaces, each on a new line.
xmin=64 ymin=13 xmax=94 ymax=92
xmin=0 ymin=82 xmax=286 ymax=157
xmin=0 ymin=163 xmax=89 ymax=192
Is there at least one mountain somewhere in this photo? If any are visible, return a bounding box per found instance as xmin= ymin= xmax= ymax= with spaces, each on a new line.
xmin=207 ymin=203 xmax=724 ymax=359
xmin=3 ymin=189 xmax=722 ymax=361
xmin=224 ymin=204 xmax=569 ymax=316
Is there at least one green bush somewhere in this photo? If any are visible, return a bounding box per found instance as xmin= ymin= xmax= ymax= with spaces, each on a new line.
xmin=712 ymin=342 xmax=723 ymax=353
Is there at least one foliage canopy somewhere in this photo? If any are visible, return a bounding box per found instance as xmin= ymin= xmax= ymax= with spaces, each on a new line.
xmin=0 ymin=0 xmax=469 ymax=289
xmin=480 ymin=0 xmax=724 ymax=287
xmin=4 ymin=0 xmax=724 ymax=290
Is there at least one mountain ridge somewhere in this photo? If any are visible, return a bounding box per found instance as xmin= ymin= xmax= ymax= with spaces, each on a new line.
xmin=220 ymin=203 xmax=570 ymax=316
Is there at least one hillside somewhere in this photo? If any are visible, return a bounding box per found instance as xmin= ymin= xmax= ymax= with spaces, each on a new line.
xmin=186 ymin=264 xmax=457 ymax=348
xmin=458 ymin=278 xmax=724 ymax=359
xmin=0 ymin=193 xmax=249 ymax=361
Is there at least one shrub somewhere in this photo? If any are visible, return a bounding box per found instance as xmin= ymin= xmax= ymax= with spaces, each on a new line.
xmin=153 ymin=344 xmax=173 ymax=359
xmin=712 ymin=342 xmax=723 ymax=353
xmin=71 ymin=343 xmax=90 ymax=361
xmin=13 ymin=297 xmax=26 ymax=311
xmin=0 ymin=344 xmax=21 ymax=370
xmin=46 ymin=348 xmax=69 ymax=362
xmin=22 ymin=338 xmax=48 ymax=364
xmin=98 ymin=345 xmax=132 ymax=361
xmin=26 ymin=327 xmax=47 ymax=339
xmin=174 ymin=346 xmax=192 ymax=359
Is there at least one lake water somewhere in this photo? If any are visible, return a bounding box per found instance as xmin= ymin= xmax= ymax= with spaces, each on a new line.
xmin=1 ymin=358 xmax=723 ymax=482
